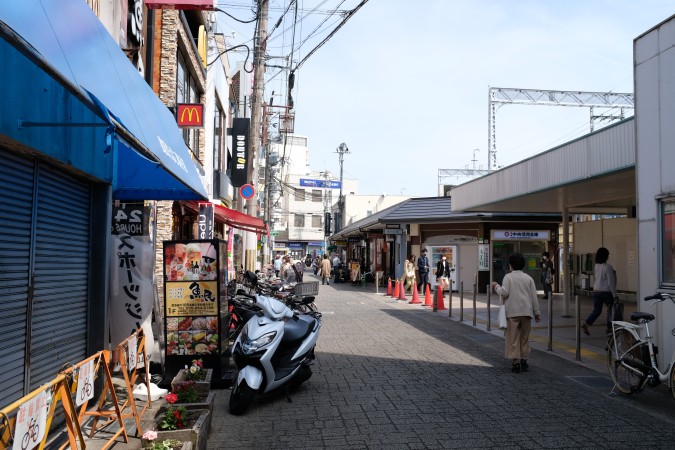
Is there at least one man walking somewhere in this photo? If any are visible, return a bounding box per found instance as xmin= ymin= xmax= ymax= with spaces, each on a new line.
xmin=320 ymin=254 xmax=332 ymax=285
xmin=417 ymin=248 xmax=430 ymax=294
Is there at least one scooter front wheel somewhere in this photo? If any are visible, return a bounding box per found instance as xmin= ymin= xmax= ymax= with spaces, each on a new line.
xmin=229 ymin=380 xmax=256 ymax=415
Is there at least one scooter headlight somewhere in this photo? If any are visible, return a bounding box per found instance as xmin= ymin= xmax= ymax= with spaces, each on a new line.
xmin=242 ymin=330 xmax=277 ymax=354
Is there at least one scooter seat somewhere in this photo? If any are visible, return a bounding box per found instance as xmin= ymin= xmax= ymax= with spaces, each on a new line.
xmin=282 ymin=316 xmax=315 ymax=344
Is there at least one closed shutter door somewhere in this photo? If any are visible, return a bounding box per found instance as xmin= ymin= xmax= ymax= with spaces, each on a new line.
xmin=29 ymin=165 xmax=91 ymax=389
xmin=0 ymin=151 xmax=34 ymax=407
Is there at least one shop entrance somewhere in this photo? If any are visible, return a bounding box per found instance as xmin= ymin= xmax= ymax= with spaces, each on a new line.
xmin=492 ymin=241 xmax=547 ymax=288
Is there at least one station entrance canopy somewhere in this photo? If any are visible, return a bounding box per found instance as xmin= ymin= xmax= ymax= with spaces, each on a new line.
xmin=0 ymin=0 xmax=208 ymax=201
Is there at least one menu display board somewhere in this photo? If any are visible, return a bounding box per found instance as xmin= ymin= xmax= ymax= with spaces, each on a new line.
xmin=163 ymin=239 xmax=229 ymax=384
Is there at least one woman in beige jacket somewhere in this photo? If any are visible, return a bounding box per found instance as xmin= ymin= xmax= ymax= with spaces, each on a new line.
xmin=491 ymin=253 xmax=541 ymax=373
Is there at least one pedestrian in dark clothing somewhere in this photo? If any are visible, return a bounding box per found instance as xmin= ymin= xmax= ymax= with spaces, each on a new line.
xmin=582 ymin=247 xmax=617 ymax=336
xmin=539 ymin=251 xmax=554 ymax=299
xmin=417 ymin=249 xmax=430 ymax=293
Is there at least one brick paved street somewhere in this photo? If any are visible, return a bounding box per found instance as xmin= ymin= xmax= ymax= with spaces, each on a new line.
xmin=207 ymin=280 xmax=675 ymax=449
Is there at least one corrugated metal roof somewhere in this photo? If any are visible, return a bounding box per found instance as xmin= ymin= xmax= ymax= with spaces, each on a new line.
xmin=450 ymin=118 xmax=635 ymax=213
xmin=380 ymin=196 xmax=452 ymax=222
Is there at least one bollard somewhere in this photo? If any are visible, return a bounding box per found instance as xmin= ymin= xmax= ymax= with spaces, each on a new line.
xmin=486 ymin=284 xmax=491 ymax=331
xmin=433 ymin=287 xmax=438 ymax=312
xmin=575 ymin=294 xmax=581 ymax=361
xmin=472 ymin=274 xmax=477 ymax=326
xmin=547 ymin=290 xmax=553 ymax=351
xmin=448 ymin=286 xmax=453 ymax=317
xmin=375 ymin=272 xmax=379 ymax=294
xmin=460 ymin=281 xmax=464 ymax=322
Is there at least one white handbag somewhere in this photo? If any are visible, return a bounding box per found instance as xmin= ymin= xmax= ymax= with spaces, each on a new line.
xmin=498 ymin=296 xmax=507 ymax=329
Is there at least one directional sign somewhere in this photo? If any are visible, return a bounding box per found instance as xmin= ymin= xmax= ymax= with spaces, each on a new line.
xmin=240 ymin=184 xmax=255 ymax=200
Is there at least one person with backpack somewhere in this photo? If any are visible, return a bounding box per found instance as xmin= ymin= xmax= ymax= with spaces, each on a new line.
xmin=280 ymin=255 xmax=296 ymax=283
xmin=539 ymin=252 xmax=555 ymax=299
xmin=319 ymin=254 xmax=332 ymax=285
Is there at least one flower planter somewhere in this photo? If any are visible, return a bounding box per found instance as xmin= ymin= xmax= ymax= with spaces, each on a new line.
xmin=143 ymin=409 xmax=211 ymax=450
xmin=140 ymin=440 xmax=193 ymax=450
xmin=169 ymin=391 xmax=215 ymax=411
xmin=171 ymin=369 xmax=213 ymax=395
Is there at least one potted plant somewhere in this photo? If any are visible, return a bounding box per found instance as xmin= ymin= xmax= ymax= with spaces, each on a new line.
xmin=170 ymin=359 xmax=212 ymax=395
xmin=141 ymin=430 xmax=192 ymax=449
xmin=171 ymin=381 xmax=215 ymax=410
xmin=141 ymin=403 xmax=211 ymax=450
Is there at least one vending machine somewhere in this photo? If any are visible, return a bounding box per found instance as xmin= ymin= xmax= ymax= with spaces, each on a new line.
xmin=162 ymin=239 xmax=229 ymax=387
xmin=428 ymin=245 xmax=459 ymax=292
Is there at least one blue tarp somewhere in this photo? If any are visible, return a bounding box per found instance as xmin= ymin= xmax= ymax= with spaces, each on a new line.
xmin=0 ymin=0 xmax=208 ymax=200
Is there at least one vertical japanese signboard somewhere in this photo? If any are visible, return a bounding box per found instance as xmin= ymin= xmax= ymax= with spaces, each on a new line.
xmin=110 ymin=202 xmax=155 ymax=358
xmin=163 ymin=239 xmax=228 ymax=386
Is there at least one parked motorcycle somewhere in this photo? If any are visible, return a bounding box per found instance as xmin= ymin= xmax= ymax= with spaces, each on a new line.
xmin=229 ymin=293 xmax=321 ymax=415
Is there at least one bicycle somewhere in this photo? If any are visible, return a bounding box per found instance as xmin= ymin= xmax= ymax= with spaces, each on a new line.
xmin=607 ymin=292 xmax=675 ymax=398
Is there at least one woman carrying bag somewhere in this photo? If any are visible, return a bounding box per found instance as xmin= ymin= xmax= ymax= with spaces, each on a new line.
xmin=491 ymin=253 xmax=541 ymax=373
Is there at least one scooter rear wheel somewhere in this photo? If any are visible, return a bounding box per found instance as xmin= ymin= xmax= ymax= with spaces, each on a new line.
xmin=229 ymin=380 xmax=255 ymax=415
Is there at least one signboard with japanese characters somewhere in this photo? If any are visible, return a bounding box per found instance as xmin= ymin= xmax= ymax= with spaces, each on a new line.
xmin=163 ymin=239 xmax=228 ymax=384
xmin=109 ymin=202 xmax=155 ymax=359
xmin=478 ymin=244 xmax=490 ymax=271
xmin=12 ymin=390 xmax=47 ymax=450
xmin=76 ymin=359 xmax=95 ymax=407
xmin=491 ymin=230 xmax=550 ymax=240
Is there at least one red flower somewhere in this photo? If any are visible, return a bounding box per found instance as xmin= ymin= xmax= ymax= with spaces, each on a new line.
xmin=173 ymin=410 xmax=181 ymax=418
xmin=165 ymin=393 xmax=178 ymax=404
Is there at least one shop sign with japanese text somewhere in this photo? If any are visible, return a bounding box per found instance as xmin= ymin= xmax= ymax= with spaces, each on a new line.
xmin=491 ymin=230 xmax=550 ymax=240
xmin=166 ymin=281 xmax=218 ymax=316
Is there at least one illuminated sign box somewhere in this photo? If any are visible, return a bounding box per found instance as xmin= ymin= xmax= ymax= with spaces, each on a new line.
xmin=177 ymin=103 xmax=204 ymax=128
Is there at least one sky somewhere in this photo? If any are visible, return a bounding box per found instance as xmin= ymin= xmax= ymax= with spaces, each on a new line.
xmin=217 ymin=0 xmax=675 ymax=197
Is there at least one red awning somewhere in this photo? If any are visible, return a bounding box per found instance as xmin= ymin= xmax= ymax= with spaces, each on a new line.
xmin=210 ymin=203 xmax=268 ymax=235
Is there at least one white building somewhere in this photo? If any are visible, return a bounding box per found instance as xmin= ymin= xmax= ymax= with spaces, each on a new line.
xmin=342 ymin=194 xmax=409 ymax=228
xmin=270 ymin=134 xmax=357 ymax=259
xmin=635 ymin=15 xmax=675 ymax=362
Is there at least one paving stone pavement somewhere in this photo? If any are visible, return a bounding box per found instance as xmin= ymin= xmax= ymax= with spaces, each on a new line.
xmin=207 ymin=281 xmax=675 ymax=449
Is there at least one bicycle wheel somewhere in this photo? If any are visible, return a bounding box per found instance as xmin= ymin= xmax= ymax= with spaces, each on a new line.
xmin=607 ymin=328 xmax=646 ymax=394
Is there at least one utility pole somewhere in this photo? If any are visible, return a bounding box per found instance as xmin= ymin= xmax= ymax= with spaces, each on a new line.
xmin=336 ymin=142 xmax=349 ymax=233
xmin=245 ymin=0 xmax=268 ymax=270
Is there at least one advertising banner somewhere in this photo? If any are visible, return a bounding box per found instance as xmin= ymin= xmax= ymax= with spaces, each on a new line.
xmin=109 ymin=202 xmax=155 ymax=358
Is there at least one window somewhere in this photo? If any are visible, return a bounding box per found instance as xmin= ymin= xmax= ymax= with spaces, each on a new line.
xmin=662 ymin=199 xmax=675 ymax=286
xmin=294 ymin=214 xmax=305 ymax=228
xmin=294 ymin=188 xmax=305 ymax=202
xmin=176 ymin=50 xmax=201 ymax=160
xmin=312 ymin=190 xmax=322 ymax=202
xmin=213 ymin=96 xmax=224 ymax=172
xmin=311 ymin=215 xmax=322 ymax=228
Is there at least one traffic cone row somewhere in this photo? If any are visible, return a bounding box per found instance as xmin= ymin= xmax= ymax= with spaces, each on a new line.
xmin=435 ymin=287 xmax=446 ymax=311
xmin=423 ymin=285 xmax=433 ymax=307
xmin=398 ymin=281 xmax=406 ymax=300
xmin=392 ymin=279 xmax=400 ymax=299
xmin=409 ymin=286 xmax=421 ymax=304
xmin=386 ymin=278 xmax=392 ymax=296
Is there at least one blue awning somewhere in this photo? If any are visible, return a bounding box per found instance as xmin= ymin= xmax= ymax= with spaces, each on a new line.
xmin=0 ymin=0 xmax=208 ymax=200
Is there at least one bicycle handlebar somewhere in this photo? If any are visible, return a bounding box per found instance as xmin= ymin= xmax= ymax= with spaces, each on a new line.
xmin=643 ymin=292 xmax=675 ymax=303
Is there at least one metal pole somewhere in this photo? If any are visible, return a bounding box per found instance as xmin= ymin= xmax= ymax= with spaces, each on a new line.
xmin=562 ymin=206 xmax=571 ymax=317
xmin=486 ymin=284 xmax=491 ymax=331
xmin=547 ymin=291 xmax=553 ymax=351
xmin=448 ymin=286 xmax=453 ymax=317
xmin=460 ymin=281 xmax=464 ymax=322
xmin=433 ymin=286 xmax=438 ymax=312
xmin=472 ymin=274 xmax=477 ymax=326
xmin=575 ymin=294 xmax=581 ymax=361
xmin=375 ymin=272 xmax=379 ymax=295
xmin=336 ymin=143 xmax=349 ymax=231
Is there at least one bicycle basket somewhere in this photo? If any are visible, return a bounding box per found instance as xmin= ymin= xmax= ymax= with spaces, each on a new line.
xmin=294 ymin=281 xmax=319 ymax=296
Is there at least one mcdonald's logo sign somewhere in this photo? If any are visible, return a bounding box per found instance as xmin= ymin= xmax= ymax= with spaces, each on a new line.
xmin=177 ymin=103 xmax=204 ymax=128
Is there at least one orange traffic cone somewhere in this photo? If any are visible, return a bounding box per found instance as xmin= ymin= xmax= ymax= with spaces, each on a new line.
xmin=386 ymin=278 xmax=392 ymax=296
xmin=409 ymin=287 xmax=421 ymax=304
xmin=398 ymin=281 xmax=407 ymax=300
xmin=435 ymin=287 xmax=446 ymax=311
xmin=392 ymin=280 xmax=400 ymax=298
xmin=423 ymin=285 xmax=433 ymax=307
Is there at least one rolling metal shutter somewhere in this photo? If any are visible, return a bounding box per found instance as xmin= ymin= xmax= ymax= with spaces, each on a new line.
xmin=29 ymin=164 xmax=91 ymax=390
xmin=0 ymin=147 xmax=91 ymax=405
xmin=0 ymin=151 xmax=34 ymax=407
